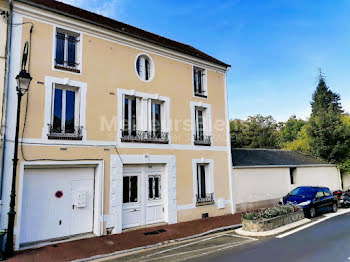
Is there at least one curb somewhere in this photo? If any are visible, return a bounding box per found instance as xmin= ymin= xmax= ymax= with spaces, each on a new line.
xmin=235 ymin=218 xmax=310 ymax=237
xmin=73 ymin=224 xmax=242 ymax=262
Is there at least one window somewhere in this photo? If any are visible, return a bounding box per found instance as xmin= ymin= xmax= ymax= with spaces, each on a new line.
xmin=55 ymin=28 xmax=80 ymax=73
xmin=123 ymin=96 xmax=137 ymax=136
xmin=289 ymin=187 xmax=317 ymax=198
xmin=120 ymin=93 xmax=169 ymax=144
xmin=136 ymin=54 xmax=154 ymax=81
xmin=196 ymin=164 xmax=214 ymax=205
xmin=48 ymin=85 xmax=82 ymax=140
xmin=289 ymin=168 xmax=296 ymax=184
xmin=151 ymin=102 xmax=161 ymax=137
xmin=194 ymin=107 xmax=211 ymax=145
xmin=316 ymin=189 xmax=324 ymax=198
xmin=148 ymin=175 xmax=161 ymax=200
xmin=123 ymin=176 xmax=138 ymax=203
xmin=193 ymin=67 xmax=206 ymax=97
xmin=323 ymin=188 xmax=332 ymax=197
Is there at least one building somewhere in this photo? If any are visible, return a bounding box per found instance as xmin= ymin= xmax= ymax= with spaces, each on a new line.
xmin=0 ymin=0 xmax=10 ymax=179
xmin=232 ymin=149 xmax=342 ymax=212
xmin=342 ymin=172 xmax=350 ymax=190
xmin=0 ymin=0 xmax=233 ymax=250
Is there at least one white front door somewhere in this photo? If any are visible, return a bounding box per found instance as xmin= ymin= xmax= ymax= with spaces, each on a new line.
xmin=122 ymin=165 xmax=164 ymax=229
xmin=20 ymin=168 xmax=94 ymax=245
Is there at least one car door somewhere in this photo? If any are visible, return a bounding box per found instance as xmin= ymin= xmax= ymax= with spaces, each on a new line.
xmin=314 ymin=189 xmax=326 ymax=212
xmin=322 ymin=188 xmax=334 ymax=211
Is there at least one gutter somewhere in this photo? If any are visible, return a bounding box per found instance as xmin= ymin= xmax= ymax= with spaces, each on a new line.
xmin=15 ymin=0 xmax=230 ymax=69
xmin=0 ymin=0 xmax=13 ymax=199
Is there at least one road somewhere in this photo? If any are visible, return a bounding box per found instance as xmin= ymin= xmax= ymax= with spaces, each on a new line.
xmin=95 ymin=211 xmax=350 ymax=262
xmin=199 ymin=211 xmax=350 ymax=262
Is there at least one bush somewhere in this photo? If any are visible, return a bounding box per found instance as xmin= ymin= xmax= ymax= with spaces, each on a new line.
xmin=242 ymin=203 xmax=302 ymax=220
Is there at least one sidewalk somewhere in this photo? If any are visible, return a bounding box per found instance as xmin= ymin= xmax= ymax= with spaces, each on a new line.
xmin=9 ymin=213 xmax=242 ymax=262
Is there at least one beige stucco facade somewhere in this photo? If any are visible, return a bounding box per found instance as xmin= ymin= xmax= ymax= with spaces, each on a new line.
xmin=233 ymin=166 xmax=342 ymax=212
xmin=0 ymin=1 xmax=233 ymax=249
xmin=0 ymin=0 xmax=9 ymax=145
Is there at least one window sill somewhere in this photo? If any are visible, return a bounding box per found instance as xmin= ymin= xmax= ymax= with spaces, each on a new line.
xmin=121 ymin=139 xmax=169 ymax=144
xmin=194 ymin=142 xmax=211 ymax=146
xmin=194 ymin=93 xmax=207 ymax=98
xmin=54 ymin=65 xmax=80 ymax=74
xmin=48 ymin=135 xmax=83 ymax=140
xmin=196 ymin=201 xmax=215 ymax=207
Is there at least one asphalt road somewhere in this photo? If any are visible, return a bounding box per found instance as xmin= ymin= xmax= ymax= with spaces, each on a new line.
xmin=198 ymin=212 xmax=350 ymax=262
xmin=96 ymin=211 xmax=350 ymax=262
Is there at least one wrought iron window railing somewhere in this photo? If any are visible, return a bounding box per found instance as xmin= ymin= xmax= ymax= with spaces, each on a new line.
xmin=121 ymin=130 xmax=169 ymax=144
xmin=196 ymin=193 xmax=215 ymax=205
xmin=47 ymin=124 xmax=83 ymax=140
xmin=193 ymin=134 xmax=211 ymax=146
xmin=54 ymin=59 xmax=80 ymax=73
xmin=194 ymin=89 xmax=207 ymax=98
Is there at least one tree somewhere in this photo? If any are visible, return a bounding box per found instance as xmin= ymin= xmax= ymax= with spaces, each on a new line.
xmin=230 ymin=115 xmax=280 ymax=148
xmin=306 ymin=74 xmax=350 ymax=163
xmin=283 ymin=125 xmax=311 ymax=153
xmin=279 ymin=115 xmax=305 ymax=145
xmin=230 ymin=119 xmax=247 ymax=148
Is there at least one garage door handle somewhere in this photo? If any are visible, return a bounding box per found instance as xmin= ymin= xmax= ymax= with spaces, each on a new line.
xmin=131 ymin=209 xmax=140 ymax=212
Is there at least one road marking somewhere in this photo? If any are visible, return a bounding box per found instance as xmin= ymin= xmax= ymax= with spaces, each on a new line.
xmin=138 ymin=234 xmax=223 ymax=259
xmin=179 ymin=241 xmax=252 ymax=262
xmin=141 ymin=241 xmax=253 ymax=262
xmin=224 ymin=233 xmax=258 ymax=241
xmin=276 ymin=208 xmax=350 ymax=239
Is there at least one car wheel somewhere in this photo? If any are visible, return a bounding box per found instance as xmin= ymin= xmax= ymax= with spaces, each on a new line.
xmin=332 ymin=203 xmax=337 ymax=213
xmin=309 ymin=207 xmax=316 ymax=218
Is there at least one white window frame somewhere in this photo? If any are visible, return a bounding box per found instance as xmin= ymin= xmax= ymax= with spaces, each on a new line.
xmin=51 ymin=84 xmax=80 ymax=134
xmin=150 ymin=100 xmax=163 ymax=133
xmin=135 ymin=53 xmax=155 ymax=82
xmin=117 ymin=89 xmax=170 ymax=145
xmin=190 ymin=101 xmax=212 ymax=145
xmin=148 ymin=174 xmax=162 ymax=201
xmin=52 ymin=25 xmax=82 ymax=74
xmin=192 ymin=65 xmax=208 ymax=98
xmin=192 ymin=158 xmax=214 ymax=206
xmin=123 ymin=96 xmax=138 ymax=132
xmin=43 ymin=76 xmax=87 ymax=140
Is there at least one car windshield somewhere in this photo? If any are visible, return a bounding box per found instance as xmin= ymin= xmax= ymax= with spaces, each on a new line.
xmin=289 ymin=187 xmax=317 ymax=198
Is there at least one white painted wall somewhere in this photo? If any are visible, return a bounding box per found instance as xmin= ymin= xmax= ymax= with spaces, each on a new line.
xmin=293 ymin=166 xmax=342 ymax=192
xmin=233 ymin=168 xmax=291 ymax=205
xmin=233 ymin=166 xmax=342 ymax=211
xmin=341 ymin=172 xmax=350 ymax=190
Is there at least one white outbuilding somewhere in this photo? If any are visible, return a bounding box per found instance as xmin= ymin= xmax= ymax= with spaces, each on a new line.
xmin=232 ymin=149 xmax=342 ymax=212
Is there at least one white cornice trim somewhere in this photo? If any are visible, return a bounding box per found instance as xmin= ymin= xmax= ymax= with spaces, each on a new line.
xmin=13 ymin=2 xmax=228 ymax=73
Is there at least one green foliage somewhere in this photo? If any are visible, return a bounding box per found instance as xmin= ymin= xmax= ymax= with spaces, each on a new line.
xmin=230 ymin=73 xmax=349 ymax=170
xmin=230 ymin=115 xmax=280 ymax=149
xmin=283 ymin=125 xmax=311 ymax=153
xmin=306 ymin=75 xmax=350 ymax=163
xmin=279 ymin=115 xmax=306 ymax=145
xmin=242 ymin=204 xmax=302 ymax=220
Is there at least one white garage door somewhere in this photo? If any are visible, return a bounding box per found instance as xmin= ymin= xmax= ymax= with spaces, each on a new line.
xmin=122 ymin=165 xmax=164 ymax=229
xmin=19 ymin=167 xmax=95 ymax=245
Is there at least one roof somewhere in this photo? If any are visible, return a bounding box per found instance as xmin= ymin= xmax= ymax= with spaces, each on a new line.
xmin=17 ymin=0 xmax=230 ymax=68
xmin=232 ymin=148 xmax=332 ymax=167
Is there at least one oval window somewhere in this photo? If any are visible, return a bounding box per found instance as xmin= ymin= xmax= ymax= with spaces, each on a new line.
xmin=136 ymin=54 xmax=154 ymax=81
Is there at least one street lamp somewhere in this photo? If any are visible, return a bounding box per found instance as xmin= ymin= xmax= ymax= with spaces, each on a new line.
xmin=4 ymin=69 xmax=32 ymax=257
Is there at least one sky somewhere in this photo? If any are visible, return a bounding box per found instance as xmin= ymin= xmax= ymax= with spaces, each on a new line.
xmin=60 ymin=0 xmax=350 ymax=121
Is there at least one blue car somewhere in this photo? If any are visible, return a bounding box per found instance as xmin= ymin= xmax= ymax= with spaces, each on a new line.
xmin=280 ymin=186 xmax=338 ymax=218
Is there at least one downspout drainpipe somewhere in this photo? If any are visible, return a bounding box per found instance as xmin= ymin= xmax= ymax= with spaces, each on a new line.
xmin=0 ymin=0 xmax=14 ymax=200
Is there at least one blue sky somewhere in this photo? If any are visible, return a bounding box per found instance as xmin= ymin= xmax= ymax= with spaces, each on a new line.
xmin=61 ymin=0 xmax=350 ymax=121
